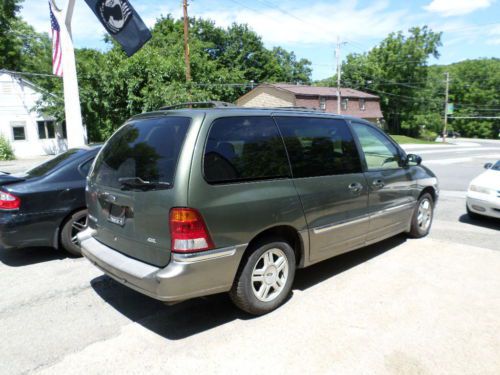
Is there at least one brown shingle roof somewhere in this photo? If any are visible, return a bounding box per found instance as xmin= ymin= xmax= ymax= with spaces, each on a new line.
xmin=268 ymin=83 xmax=379 ymax=99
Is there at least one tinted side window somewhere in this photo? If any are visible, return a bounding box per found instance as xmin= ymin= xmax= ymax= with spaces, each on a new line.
xmin=275 ymin=117 xmax=362 ymax=178
xmin=351 ymin=122 xmax=401 ymax=170
xmin=204 ymin=116 xmax=290 ymax=183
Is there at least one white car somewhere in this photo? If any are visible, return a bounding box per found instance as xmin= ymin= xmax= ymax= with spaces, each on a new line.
xmin=466 ymin=161 xmax=500 ymax=219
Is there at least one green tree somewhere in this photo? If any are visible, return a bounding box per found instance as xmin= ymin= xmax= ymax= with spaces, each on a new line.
xmin=438 ymin=59 xmax=500 ymax=138
xmin=0 ymin=0 xmax=22 ymax=69
xmin=38 ymin=16 xmax=313 ymax=142
xmin=318 ymin=26 xmax=442 ymax=135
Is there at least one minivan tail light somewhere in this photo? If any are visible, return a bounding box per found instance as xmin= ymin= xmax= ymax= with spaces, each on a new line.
xmin=0 ymin=190 xmax=21 ymax=210
xmin=169 ymin=208 xmax=214 ymax=253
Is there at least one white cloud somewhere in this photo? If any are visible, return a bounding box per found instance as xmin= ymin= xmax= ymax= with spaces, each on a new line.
xmin=195 ymin=1 xmax=411 ymax=46
xmin=486 ymin=24 xmax=500 ymax=45
xmin=424 ymin=0 xmax=495 ymax=17
xmin=19 ymin=0 xmax=180 ymax=49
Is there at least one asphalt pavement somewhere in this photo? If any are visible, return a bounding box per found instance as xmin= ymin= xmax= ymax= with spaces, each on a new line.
xmin=1 ymin=139 xmax=499 ymax=374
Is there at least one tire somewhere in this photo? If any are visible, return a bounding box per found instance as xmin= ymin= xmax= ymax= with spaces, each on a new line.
xmin=60 ymin=209 xmax=88 ymax=256
xmin=230 ymin=239 xmax=296 ymax=315
xmin=408 ymin=193 xmax=434 ymax=238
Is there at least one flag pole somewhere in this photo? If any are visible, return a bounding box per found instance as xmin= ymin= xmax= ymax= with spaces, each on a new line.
xmin=50 ymin=0 xmax=86 ymax=149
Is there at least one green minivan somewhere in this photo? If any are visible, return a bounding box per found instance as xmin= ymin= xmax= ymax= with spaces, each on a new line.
xmin=80 ymin=105 xmax=438 ymax=315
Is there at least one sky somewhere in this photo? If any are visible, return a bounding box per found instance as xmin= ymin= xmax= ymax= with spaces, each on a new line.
xmin=20 ymin=0 xmax=500 ymax=81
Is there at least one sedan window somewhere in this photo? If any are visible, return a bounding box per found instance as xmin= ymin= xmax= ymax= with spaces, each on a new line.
xmin=79 ymin=158 xmax=95 ymax=177
xmin=25 ymin=149 xmax=81 ymax=177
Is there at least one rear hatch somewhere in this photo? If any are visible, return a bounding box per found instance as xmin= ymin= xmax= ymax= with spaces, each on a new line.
xmin=87 ymin=116 xmax=192 ymax=267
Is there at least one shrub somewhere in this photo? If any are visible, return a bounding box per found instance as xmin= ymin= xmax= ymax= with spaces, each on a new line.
xmin=0 ymin=135 xmax=15 ymax=161
xmin=420 ymin=129 xmax=438 ymax=141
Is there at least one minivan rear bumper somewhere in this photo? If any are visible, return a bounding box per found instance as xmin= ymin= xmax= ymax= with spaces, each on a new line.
xmin=79 ymin=229 xmax=246 ymax=302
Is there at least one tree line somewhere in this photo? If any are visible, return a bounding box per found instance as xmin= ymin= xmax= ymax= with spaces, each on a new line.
xmin=317 ymin=28 xmax=500 ymax=139
xmin=2 ymin=0 xmax=499 ymax=141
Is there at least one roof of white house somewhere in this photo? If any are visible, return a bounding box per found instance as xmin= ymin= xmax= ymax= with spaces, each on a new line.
xmin=0 ymin=69 xmax=47 ymax=94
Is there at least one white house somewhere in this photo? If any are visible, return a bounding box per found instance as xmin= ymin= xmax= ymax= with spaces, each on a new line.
xmin=0 ymin=70 xmax=67 ymax=158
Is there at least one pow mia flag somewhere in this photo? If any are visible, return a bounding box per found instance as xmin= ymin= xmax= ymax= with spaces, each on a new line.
xmin=84 ymin=0 xmax=151 ymax=56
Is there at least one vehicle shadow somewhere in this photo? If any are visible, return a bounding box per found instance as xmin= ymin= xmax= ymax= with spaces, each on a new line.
xmin=294 ymin=234 xmax=406 ymax=290
xmin=90 ymin=275 xmax=247 ymax=341
xmin=0 ymin=246 xmax=67 ymax=267
xmin=90 ymin=234 xmax=406 ymax=340
xmin=458 ymin=214 xmax=499 ymax=231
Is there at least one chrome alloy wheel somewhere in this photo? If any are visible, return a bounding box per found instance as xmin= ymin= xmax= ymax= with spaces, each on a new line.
xmin=70 ymin=214 xmax=88 ymax=245
xmin=251 ymin=248 xmax=289 ymax=302
xmin=417 ymin=198 xmax=432 ymax=231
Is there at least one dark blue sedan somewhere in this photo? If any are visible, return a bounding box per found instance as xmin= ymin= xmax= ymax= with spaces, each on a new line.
xmin=0 ymin=146 xmax=101 ymax=256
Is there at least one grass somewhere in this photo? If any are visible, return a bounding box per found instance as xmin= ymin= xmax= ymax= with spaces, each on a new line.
xmin=389 ymin=135 xmax=438 ymax=145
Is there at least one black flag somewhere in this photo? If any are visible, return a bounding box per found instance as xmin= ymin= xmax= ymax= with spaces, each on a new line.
xmin=84 ymin=0 xmax=152 ymax=56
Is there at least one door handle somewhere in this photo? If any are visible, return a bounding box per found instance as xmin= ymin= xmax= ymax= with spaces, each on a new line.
xmin=348 ymin=182 xmax=363 ymax=193
xmin=372 ymin=179 xmax=385 ymax=189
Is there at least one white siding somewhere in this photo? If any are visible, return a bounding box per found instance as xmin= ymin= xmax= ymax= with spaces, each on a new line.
xmin=0 ymin=72 xmax=67 ymax=158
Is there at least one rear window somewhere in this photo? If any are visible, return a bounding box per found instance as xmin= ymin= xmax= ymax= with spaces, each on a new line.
xmin=25 ymin=149 xmax=83 ymax=177
xmin=92 ymin=116 xmax=191 ymax=189
xmin=203 ymin=116 xmax=290 ymax=183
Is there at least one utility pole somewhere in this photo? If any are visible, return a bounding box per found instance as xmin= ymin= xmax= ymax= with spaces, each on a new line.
xmin=182 ymin=0 xmax=191 ymax=82
xmin=335 ymin=36 xmax=341 ymax=115
xmin=442 ymin=72 xmax=450 ymax=143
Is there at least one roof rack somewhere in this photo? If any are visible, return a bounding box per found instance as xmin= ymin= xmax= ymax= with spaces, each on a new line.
xmin=159 ymin=101 xmax=236 ymax=110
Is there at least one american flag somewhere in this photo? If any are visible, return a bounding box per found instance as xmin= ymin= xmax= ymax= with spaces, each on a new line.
xmin=49 ymin=2 xmax=63 ymax=77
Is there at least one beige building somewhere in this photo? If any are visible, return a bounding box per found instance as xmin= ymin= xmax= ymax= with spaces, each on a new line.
xmin=237 ymin=83 xmax=384 ymax=123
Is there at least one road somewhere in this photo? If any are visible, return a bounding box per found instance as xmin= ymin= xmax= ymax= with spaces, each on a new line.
xmin=405 ymin=139 xmax=500 ymax=251
xmin=1 ymin=139 xmax=499 ymax=374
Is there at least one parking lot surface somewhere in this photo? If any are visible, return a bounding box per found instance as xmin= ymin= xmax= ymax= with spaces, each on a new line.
xmin=1 ymin=140 xmax=499 ymax=374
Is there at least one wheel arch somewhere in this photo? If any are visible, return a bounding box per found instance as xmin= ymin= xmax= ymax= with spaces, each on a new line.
xmin=53 ymin=207 xmax=88 ymax=249
xmin=242 ymin=225 xmax=305 ymax=268
xmin=419 ymin=186 xmax=436 ymax=202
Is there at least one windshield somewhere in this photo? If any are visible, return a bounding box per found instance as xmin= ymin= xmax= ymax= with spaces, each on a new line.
xmin=491 ymin=161 xmax=500 ymax=171
xmin=91 ymin=116 xmax=191 ymax=190
xmin=24 ymin=149 xmax=84 ymax=177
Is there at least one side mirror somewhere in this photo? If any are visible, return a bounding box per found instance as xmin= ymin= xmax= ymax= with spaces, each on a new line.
xmin=406 ymin=153 xmax=422 ymax=166
xmin=484 ymin=163 xmax=493 ymax=169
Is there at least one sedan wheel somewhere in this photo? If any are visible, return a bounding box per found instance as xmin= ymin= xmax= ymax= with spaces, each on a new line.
xmin=60 ymin=209 xmax=88 ymax=256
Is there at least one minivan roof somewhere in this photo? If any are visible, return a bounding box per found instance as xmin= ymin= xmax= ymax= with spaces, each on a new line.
xmin=130 ymin=107 xmax=370 ymax=123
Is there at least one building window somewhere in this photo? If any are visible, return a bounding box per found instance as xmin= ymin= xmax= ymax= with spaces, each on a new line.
xmin=11 ymin=122 xmax=26 ymax=141
xmin=341 ymin=98 xmax=348 ymax=111
xmin=319 ymin=96 xmax=326 ymax=110
xmin=62 ymin=121 xmax=67 ymax=139
xmin=359 ymin=99 xmax=366 ymax=111
xmin=37 ymin=120 xmax=56 ymax=139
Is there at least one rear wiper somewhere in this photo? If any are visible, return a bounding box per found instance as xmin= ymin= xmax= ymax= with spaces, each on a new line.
xmin=0 ymin=171 xmax=11 ymax=175
xmin=118 ymin=177 xmax=171 ymax=191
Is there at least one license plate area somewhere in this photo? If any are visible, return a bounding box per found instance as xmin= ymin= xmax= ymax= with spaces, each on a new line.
xmin=108 ymin=204 xmax=126 ymax=226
